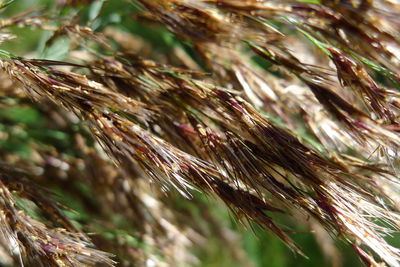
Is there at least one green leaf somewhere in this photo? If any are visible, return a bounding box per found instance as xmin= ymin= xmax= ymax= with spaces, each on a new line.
xmin=41 ymin=36 xmax=71 ymax=60
xmin=88 ymin=0 xmax=104 ymax=21
xmin=296 ymin=28 xmax=330 ymax=55
xmin=0 ymin=106 xmax=44 ymax=126
xmin=0 ymin=0 xmax=15 ymax=10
